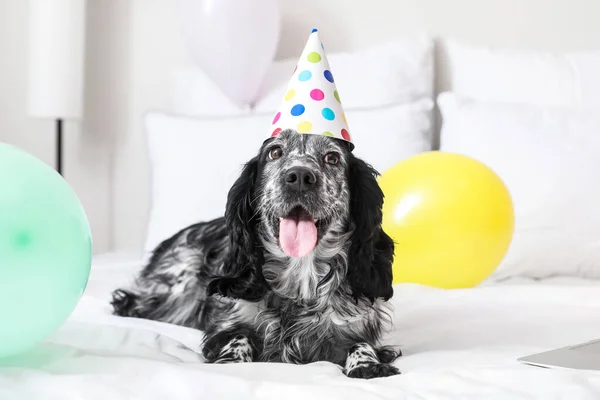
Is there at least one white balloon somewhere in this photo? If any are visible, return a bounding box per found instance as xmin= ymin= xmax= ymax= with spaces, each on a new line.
xmin=176 ymin=0 xmax=281 ymax=107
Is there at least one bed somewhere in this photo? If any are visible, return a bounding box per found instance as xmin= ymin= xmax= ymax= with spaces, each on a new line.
xmin=1 ymin=252 xmax=600 ymax=399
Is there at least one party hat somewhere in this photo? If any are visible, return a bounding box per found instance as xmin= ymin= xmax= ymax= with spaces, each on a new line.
xmin=269 ymin=29 xmax=353 ymax=150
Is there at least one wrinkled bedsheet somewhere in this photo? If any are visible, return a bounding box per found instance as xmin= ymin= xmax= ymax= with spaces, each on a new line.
xmin=1 ymin=253 xmax=600 ymax=399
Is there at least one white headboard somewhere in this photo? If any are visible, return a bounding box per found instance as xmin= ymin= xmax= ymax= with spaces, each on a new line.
xmin=111 ymin=0 xmax=600 ymax=253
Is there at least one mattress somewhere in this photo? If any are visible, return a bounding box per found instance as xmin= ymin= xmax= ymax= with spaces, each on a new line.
xmin=2 ymin=253 xmax=600 ymax=399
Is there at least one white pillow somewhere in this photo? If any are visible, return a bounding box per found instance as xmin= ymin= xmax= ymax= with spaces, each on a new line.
xmin=144 ymin=99 xmax=434 ymax=253
xmin=442 ymin=39 xmax=600 ymax=108
xmin=438 ymin=91 xmax=600 ymax=280
xmin=171 ymin=35 xmax=434 ymax=116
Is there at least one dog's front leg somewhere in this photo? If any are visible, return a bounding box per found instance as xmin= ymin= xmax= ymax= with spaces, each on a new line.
xmin=211 ymin=335 xmax=255 ymax=364
xmin=202 ymin=327 xmax=262 ymax=364
xmin=344 ymin=343 xmax=400 ymax=379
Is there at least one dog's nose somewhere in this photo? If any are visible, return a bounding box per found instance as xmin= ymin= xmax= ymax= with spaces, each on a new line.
xmin=285 ymin=167 xmax=317 ymax=192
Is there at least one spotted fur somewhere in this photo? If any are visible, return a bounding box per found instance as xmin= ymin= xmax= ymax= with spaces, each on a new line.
xmin=111 ymin=130 xmax=400 ymax=379
xmin=213 ymin=335 xmax=255 ymax=364
xmin=344 ymin=343 xmax=399 ymax=378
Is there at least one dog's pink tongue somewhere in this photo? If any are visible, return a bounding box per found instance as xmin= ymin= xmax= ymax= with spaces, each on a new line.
xmin=279 ymin=212 xmax=317 ymax=258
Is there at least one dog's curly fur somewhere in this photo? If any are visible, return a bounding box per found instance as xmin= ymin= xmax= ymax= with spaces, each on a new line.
xmin=111 ymin=129 xmax=400 ymax=378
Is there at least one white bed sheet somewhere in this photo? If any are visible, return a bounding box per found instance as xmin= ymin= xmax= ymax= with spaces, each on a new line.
xmin=2 ymin=253 xmax=600 ymax=399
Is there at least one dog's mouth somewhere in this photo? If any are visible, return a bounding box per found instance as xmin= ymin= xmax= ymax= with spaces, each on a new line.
xmin=277 ymin=206 xmax=324 ymax=258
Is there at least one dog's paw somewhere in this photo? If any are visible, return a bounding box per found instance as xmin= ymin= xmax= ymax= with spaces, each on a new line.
xmin=346 ymin=363 xmax=400 ymax=379
xmin=376 ymin=347 xmax=402 ymax=364
xmin=204 ymin=334 xmax=255 ymax=364
xmin=110 ymin=289 xmax=139 ymax=317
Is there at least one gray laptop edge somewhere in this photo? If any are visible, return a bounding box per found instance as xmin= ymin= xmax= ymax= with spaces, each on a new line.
xmin=518 ymin=338 xmax=600 ymax=371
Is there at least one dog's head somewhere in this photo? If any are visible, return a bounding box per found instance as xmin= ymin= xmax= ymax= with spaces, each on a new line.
xmin=259 ymin=129 xmax=352 ymax=258
xmin=208 ymin=129 xmax=394 ymax=303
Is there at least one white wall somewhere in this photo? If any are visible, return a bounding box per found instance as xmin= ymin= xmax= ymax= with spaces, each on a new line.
xmin=0 ymin=0 xmax=130 ymax=253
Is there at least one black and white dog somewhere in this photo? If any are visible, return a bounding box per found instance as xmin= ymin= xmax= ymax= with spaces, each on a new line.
xmin=111 ymin=129 xmax=400 ymax=379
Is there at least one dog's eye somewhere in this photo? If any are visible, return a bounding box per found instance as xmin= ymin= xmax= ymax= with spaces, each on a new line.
xmin=269 ymin=146 xmax=283 ymax=160
xmin=324 ymin=152 xmax=340 ymax=165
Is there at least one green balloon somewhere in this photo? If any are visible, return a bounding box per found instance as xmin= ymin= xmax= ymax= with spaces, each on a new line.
xmin=0 ymin=142 xmax=92 ymax=359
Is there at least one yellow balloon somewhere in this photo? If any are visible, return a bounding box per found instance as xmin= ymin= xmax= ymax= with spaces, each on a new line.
xmin=379 ymin=151 xmax=515 ymax=289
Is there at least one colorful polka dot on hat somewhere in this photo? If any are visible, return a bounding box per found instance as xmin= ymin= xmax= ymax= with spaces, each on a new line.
xmin=269 ymin=29 xmax=353 ymax=149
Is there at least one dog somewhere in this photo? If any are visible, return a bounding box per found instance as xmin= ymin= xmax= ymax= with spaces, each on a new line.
xmin=111 ymin=129 xmax=400 ymax=379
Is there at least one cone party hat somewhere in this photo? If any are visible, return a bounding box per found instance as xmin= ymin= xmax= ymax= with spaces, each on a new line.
xmin=269 ymin=29 xmax=353 ymax=149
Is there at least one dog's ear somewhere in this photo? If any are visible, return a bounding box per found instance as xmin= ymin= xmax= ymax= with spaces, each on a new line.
xmin=346 ymin=154 xmax=395 ymax=303
xmin=225 ymin=157 xmax=259 ymax=268
xmin=206 ymin=156 xmax=269 ymax=301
